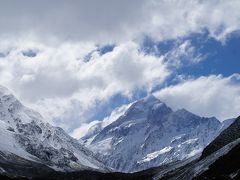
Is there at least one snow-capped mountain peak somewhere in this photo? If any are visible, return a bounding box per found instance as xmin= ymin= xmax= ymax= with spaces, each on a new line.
xmin=128 ymin=94 xmax=165 ymax=111
xmin=81 ymin=95 xmax=223 ymax=172
xmin=123 ymin=95 xmax=172 ymax=123
xmin=0 ymin=85 xmax=12 ymax=96
xmin=0 ymin=86 xmax=107 ymax=173
xmin=140 ymin=94 xmax=161 ymax=104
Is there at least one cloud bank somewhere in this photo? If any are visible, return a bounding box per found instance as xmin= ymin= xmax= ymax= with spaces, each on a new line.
xmin=0 ymin=41 xmax=174 ymax=130
xmin=0 ymin=0 xmax=240 ymax=133
xmin=0 ymin=0 xmax=240 ymax=43
xmin=155 ymin=74 xmax=240 ymax=120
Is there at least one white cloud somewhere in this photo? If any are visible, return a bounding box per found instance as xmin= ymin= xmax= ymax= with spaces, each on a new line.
xmin=0 ymin=0 xmax=240 ymax=43
xmin=145 ymin=0 xmax=240 ymax=43
xmin=155 ymin=74 xmax=240 ymax=121
xmin=0 ymin=41 xmax=172 ymax=131
xmin=1 ymin=0 xmax=239 ymax=133
xmin=71 ymin=103 xmax=131 ymax=139
xmin=71 ymin=121 xmax=100 ymax=140
xmin=164 ymin=40 xmax=203 ymax=68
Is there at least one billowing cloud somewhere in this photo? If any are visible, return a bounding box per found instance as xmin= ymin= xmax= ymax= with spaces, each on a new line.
xmin=0 ymin=41 xmax=174 ymax=130
xmin=71 ymin=103 xmax=131 ymax=139
xmin=0 ymin=0 xmax=240 ymax=43
xmin=163 ymin=40 xmax=203 ymax=68
xmin=1 ymin=0 xmax=239 ymax=134
xmin=155 ymin=74 xmax=240 ymax=120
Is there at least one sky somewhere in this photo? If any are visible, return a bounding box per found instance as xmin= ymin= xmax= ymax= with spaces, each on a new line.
xmin=0 ymin=0 xmax=240 ymax=138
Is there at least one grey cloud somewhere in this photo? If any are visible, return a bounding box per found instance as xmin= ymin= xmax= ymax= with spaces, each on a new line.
xmin=0 ymin=0 xmax=240 ymax=43
xmin=0 ymin=0 xmax=146 ymax=43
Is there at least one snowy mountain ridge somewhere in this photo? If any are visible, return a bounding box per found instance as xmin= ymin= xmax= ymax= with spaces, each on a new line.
xmin=81 ymin=95 xmax=225 ymax=172
xmin=0 ymin=85 xmax=107 ymax=173
xmin=0 ymin=86 xmax=234 ymax=176
xmin=154 ymin=116 xmax=240 ymax=179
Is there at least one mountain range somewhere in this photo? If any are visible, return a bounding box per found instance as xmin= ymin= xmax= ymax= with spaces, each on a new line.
xmin=0 ymin=86 xmax=107 ymax=178
xmin=81 ymin=95 xmax=225 ymax=172
xmin=0 ymin=85 xmax=239 ymax=179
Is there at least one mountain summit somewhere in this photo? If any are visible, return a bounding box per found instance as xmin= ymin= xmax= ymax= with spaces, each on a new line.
xmin=81 ymin=95 xmax=222 ymax=172
xmin=0 ymin=86 xmax=107 ymax=177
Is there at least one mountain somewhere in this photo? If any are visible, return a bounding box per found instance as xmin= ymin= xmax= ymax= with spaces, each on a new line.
xmin=25 ymin=97 xmax=237 ymax=179
xmin=156 ymin=138 xmax=240 ymax=180
xmin=155 ymin=116 xmax=240 ymax=180
xmin=201 ymin=116 xmax=240 ymax=158
xmin=80 ymin=103 xmax=132 ymax=145
xmin=0 ymin=86 xmax=107 ymax=178
xmin=81 ymin=95 xmax=223 ymax=172
xmin=196 ymin=116 xmax=240 ymax=179
xmin=1 ymin=87 xmax=238 ymax=180
xmin=195 ymin=140 xmax=240 ymax=179
xmin=221 ymin=118 xmax=235 ymax=131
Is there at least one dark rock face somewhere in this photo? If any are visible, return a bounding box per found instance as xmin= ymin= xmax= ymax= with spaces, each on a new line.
xmin=195 ymin=143 xmax=240 ymax=179
xmin=155 ymin=116 xmax=240 ymax=180
xmin=201 ymin=116 xmax=240 ymax=158
xmin=31 ymin=170 xmax=154 ymax=180
xmin=0 ymin=151 xmax=55 ymax=179
xmin=16 ymin=121 xmax=42 ymax=135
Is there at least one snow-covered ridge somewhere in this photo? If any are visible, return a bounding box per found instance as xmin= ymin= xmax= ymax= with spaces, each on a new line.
xmin=0 ymin=86 xmax=107 ymax=172
xmin=154 ymin=138 xmax=240 ymax=180
xmin=0 ymin=85 xmax=12 ymax=96
xmin=76 ymin=103 xmax=132 ymax=142
xmin=0 ymin=86 xmax=232 ymax=174
xmin=81 ymin=94 xmax=224 ymax=172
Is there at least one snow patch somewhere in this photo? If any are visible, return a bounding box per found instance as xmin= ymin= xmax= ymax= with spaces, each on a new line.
xmin=140 ymin=146 xmax=173 ymax=163
xmin=90 ymin=137 xmax=113 ymax=155
xmin=187 ymin=148 xmax=202 ymax=158
xmin=182 ymin=138 xmax=198 ymax=145
xmin=0 ymin=120 xmax=36 ymax=161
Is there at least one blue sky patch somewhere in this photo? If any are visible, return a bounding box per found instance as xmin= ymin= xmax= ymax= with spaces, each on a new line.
xmin=22 ymin=49 xmax=38 ymax=57
xmin=142 ymin=31 xmax=240 ymax=79
xmin=88 ymin=32 xmax=240 ymax=123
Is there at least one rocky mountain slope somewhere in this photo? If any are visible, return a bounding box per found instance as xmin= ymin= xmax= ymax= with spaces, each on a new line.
xmin=154 ymin=116 xmax=240 ymax=180
xmin=157 ymin=138 xmax=240 ymax=179
xmin=1 ymin=85 xmax=238 ymax=179
xmin=201 ymin=116 xmax=240 ymax=158
xmin=195 ymin=141 xmax=240 ymax=179
xmin=0 ymin=86 xmax=107 ymax=178
xmin=81 ymin=95 xmax=223 ymax=172
xmin=7 ymin=116 xmax=240 ymax=180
